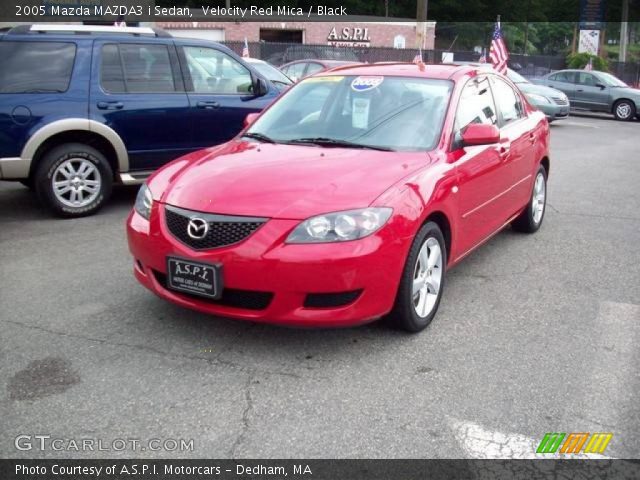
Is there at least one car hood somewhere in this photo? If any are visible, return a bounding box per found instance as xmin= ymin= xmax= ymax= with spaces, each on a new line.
xmin=161 ymin=140 xmax=432 ymax=219
xmin=516 ymin=82 xmax=565 ymax=98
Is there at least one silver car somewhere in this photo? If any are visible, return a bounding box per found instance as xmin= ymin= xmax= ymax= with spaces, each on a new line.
xmin=536 ymin=69 xmax=640 ymax=121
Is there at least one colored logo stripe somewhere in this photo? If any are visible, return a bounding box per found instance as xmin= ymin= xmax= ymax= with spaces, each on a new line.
xmin=536 ymin=433 xmax=565 ymax=453
xmin=584 ymin=433 xmax=613 ymax=454
xmin=560 ymin=433 xmax=589 ymax=453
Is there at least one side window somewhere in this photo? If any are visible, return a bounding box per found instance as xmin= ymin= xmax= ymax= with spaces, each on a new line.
xmin=491 ymin=77 xmax=524 ymax=126
xmin=305 ymin=62 xmax=324 ymax=77
xmin=550 ymin=72 xmax=575 ymax=83
xmin=0 ymin=41 xmax=76 ymax=93
xmin=454 ymin=77 xmax=498 ymax=139
xmin=100 ymin=43 xmax=176 ymax=93
xmin=183 ymin=46 xmax=252 ymax=94
xmin=576 ymin=72 xmax=596 ymax=86
xmin=284 ymin=63 xmax=307 ymax=82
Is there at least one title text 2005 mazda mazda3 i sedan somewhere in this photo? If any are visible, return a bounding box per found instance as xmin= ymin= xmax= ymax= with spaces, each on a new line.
xmin=127 ymin=63 xmax=550 ymax=332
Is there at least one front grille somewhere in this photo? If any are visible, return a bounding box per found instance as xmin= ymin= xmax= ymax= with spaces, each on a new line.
xmin=304 ymin=290 xmax=363 ymax=308
xmin=552 ymin=96 xmax=569 ymax=106
xmin=165 ymin=205 xmax=267 ymax=250
xmin=153 ymin=271 xmax=273 ymax=310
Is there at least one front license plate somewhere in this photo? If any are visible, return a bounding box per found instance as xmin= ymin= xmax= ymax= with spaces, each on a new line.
xmin=166 ymin=257 xmax=221 ymax=300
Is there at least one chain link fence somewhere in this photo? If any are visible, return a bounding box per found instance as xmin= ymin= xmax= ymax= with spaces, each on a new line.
xmin=223 ymin=41 xmax=640 ymax=86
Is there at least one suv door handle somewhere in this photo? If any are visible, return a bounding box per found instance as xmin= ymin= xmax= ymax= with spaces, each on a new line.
xmin=197 ymin=101 xmax=220 ymax=109
xmin=97 ymin=101 xmax=123 ymax=110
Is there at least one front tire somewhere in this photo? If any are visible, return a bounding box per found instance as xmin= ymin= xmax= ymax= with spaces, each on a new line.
xmin=613 ymin=99 xmax=636 ymax=121
xmin=388 ymin=222 xmax=446 ymax=333
xmin=512 ymin=164 xmax=547 ymax=233
xmin=34 ymin=143 xmax=113 ymax=218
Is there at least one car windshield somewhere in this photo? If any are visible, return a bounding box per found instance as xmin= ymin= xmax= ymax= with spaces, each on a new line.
xmin=507 ymin=69 xmax=529 ymax=84
xmin=246 ymin=75 xmax=452 ymax=152
xmin=597 ymin=72 xmax=628 ymax=87
xmin=250 ymin=61 xmax=293 ymax=86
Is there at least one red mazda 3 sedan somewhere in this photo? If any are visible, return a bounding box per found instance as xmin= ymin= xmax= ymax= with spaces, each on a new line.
xmin=127 ymin=63 xmax=549 ymax=332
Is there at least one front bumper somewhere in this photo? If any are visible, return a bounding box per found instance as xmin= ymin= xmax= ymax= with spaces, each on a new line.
xmin=536 ymin=103 xmax=569 ymax=121
xmin=127 ymin=204 xmax=410 ymax=327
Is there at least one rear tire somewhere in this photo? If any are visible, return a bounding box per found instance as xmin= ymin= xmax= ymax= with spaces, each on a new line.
xmin=613 ymin=99 xmax=636 ymax=121
xmin=388 ymin=222 xmax=446 ymax=333
xmin=34 ymin=143 xmax=113 ymax=218
xmin=512 ymin=164 xmax=547 ymax=233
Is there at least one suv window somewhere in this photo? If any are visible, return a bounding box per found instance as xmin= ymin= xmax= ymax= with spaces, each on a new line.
xmin=183 ymin=46 xmax=252 ymax=94
xmin=0 ymin=41 xmax=76 ymax=93
xmin=490 ymin=76 xmax=524 ymax=125
xmin=454 ymin=76 xmax=498 ymax=137
xmin=100 ymin=43 xmax=176 ymax=93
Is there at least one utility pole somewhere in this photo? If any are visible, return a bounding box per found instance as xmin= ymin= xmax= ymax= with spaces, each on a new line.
xmin=619 ymin=0 xmax=629 ymax=62
xmin=416 ymin=0 xmax=428 ymax=49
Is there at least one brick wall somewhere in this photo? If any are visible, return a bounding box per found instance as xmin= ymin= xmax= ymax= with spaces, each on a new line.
xmin=158 ymin=21 xmax=435 ymax=49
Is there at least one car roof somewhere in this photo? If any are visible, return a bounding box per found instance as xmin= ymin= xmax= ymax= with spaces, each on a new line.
xmin=322 ymin=62 xmax=481 ymax=81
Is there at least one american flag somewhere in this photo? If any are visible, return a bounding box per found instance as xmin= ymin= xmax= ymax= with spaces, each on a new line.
xmin=412 ymin=48 xmax=422 ymax=64
xmin=479 ymin=48 xmax=487 ymax=63
xmin=584 ymin=57 xmax=593 ymax=71
xmin=242 ymin=37 xmax=249 ymax=58
xmin=489 ymin=21 xmax=509 ymax=74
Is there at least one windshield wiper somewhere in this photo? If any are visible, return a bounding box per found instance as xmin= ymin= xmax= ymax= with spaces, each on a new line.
xmin=288 ymin=137 xmax=393 ymax=151
xmin=242 ymin=132 xmax=276 ymax=144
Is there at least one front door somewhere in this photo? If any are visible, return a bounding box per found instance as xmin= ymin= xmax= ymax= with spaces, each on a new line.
xmin=546 ymin=71 xmax=576 ymax=101
xmin=573 ymin=72 xmax=610 ymax=111
xmin=178 ymin=45 xmax=274 ymax=150
xmin=89 ymin=40 xmax=192 ymax=171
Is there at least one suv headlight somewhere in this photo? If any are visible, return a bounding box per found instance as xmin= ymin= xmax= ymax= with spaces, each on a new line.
xmin=526 ymin=93 xmax=550 ymax=104
xmin=286 ymin=208 xmax=393 ymax=243
xmin=134 ymin=184 xmax=153 ymax=220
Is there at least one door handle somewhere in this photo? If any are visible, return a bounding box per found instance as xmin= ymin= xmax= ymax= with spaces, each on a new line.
xmin=97 ymin=101 xmax=123 ymax=110
xmin=528 ymin=133 xmax=536 ymax=144
xmin=576 ymin=88 xmax=584 ymax=92
xmin=499 ymin=145 xmax=511 ymax=159
xmin=197 ymin=101 xmax=220 ymax=109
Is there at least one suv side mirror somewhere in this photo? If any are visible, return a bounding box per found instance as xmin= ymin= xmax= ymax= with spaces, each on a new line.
xmin=244 ymin=112 xmax=260 ymax=128
xmin=252 ymin=76 xmax=269 ymax=97
xmin=461 ymin=123 xmax=500 ymax=146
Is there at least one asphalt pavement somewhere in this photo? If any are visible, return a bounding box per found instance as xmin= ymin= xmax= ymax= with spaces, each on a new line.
xmin=1 ymin=115 xmax=639 ymax=459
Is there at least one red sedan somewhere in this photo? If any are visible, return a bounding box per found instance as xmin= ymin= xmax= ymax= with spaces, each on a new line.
xmin=127 ymin=63 xmax=549 ymax=332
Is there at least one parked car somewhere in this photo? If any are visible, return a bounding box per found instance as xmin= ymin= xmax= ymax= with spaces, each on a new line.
xmin=280 ymin=60 xmax=360 ymax=82
xmin=243 ymin=57 xmax=293 ymax=92
xmin=265 ymin=46 xmax=360 ymax=67
xmin=447 ymin=62 xmax=570 ymax=122
xmin=535 ymin=69 xmax=640 ymax=121
xmin=0 ymin=24 xmax=281 ymax=217
xmin=127 ymin=63 xmax=550 ymax=332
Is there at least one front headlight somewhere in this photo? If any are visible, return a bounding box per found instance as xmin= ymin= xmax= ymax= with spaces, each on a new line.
xmin=526 ymin=93 xmax=551 ymax=104
xmin=134 ymin=184 xmax=153 ymax=220
xmin=286 ymin=208 xmax=393 ymax=243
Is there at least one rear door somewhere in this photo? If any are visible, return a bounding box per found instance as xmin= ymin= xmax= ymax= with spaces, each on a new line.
xmin=177 ymin=44 xmax=273 ymax=149
xmin=546 ymin=71 xmax=577 ymax=100
xmin=573 ymin=72 xmax=610 ymax=111
xmin=90 ymin=40 xmax=192 ymax=171
xmin=489 ymin=75 xmax=536 ymax=216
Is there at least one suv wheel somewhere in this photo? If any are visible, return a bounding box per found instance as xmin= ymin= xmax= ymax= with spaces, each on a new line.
xmin=35 ymin=143 xmax=113 ymax=218
xmin=613 ymin=99 xmax=636 ymax=121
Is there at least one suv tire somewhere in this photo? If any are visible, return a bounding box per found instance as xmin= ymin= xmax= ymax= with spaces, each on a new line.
xmin=35 ymin=143 xmax=113 ymax=218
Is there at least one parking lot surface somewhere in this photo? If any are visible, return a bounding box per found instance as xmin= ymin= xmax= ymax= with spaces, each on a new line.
xmin=1 ymin=115 xmax=639 ymax=459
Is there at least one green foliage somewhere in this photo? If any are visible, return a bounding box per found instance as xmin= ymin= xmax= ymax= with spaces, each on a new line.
xmin=566 ymin=52 xmax=609 ymax=71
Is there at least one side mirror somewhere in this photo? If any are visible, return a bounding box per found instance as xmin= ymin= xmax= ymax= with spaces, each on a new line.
xmin=252 ymin=76 xmax=269 ymax=97
xmin=596 ymin=83 xmax=606 ymax=89
xmin=244 ymin=112 xmax=260 ymax=128
xmin=461 ymin=123 xmax=500 ymax=146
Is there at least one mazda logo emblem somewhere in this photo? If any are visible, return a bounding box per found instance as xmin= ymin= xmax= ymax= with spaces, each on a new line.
xmin=187 ymin=217 xmax=209 ymax=240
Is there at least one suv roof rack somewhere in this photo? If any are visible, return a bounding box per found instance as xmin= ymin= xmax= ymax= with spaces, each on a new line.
xmin=8 ymin=24 xmax=171 ymax=38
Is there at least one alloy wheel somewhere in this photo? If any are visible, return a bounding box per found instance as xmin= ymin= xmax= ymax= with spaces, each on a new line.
xmin=412 ymin=237 xmax=443 ymax=318
xmin=52 ymin=158 xmax=102 ymax=208
xmin=532 ymin=172 xmax=546 ymax=224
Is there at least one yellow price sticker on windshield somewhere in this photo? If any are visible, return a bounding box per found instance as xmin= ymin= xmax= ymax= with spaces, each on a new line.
xmin=303 ymin=76 xmax=344 ymax=83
